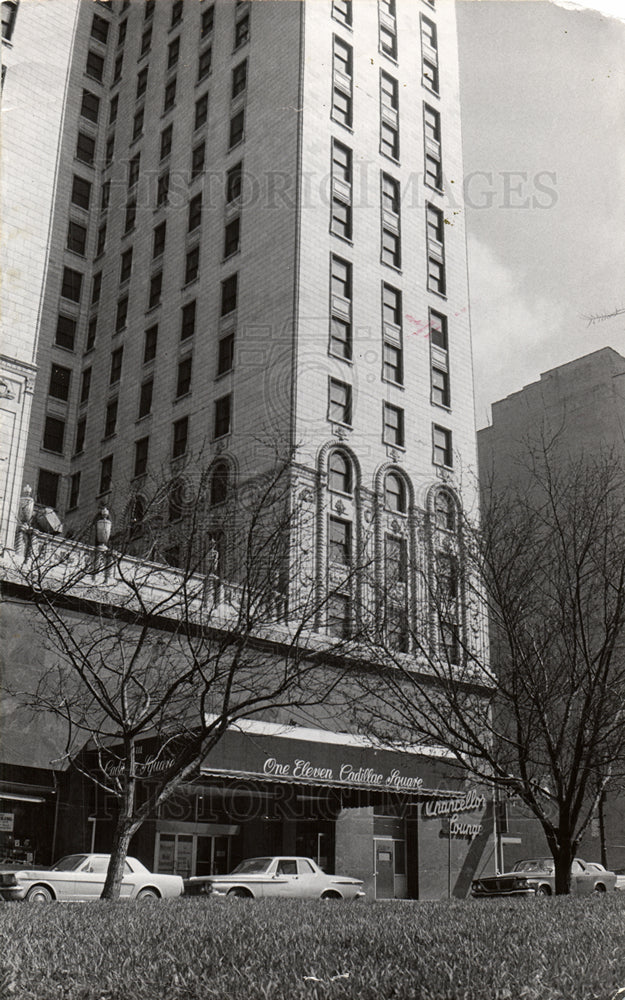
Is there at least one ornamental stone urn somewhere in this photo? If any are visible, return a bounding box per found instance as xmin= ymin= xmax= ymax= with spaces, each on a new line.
xmin=95 ymin=505 xmax=112 ymax=548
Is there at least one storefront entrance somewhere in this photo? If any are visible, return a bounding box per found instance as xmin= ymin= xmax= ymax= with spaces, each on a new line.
xmin=374 ymin=838 xmax=406 ymax=899
xmin=155 ymin=832 xmax=231 ymax=879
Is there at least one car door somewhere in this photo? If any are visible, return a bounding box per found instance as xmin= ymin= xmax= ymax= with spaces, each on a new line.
xmin=272 ymin=858 xmax=300 ymax=897
xmin=571 ymin=860 xmax=592 ymax=896
xmin=296 ymin=858 xmax=323 ymax=898
xmin=74 ymin=856 xmax=110 ymax=900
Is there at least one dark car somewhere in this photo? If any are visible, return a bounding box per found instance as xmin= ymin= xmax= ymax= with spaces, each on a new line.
xmin=471 ymin=857 xmax=616 ymax=897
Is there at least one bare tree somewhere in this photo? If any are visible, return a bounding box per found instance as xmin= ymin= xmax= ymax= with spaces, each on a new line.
xmin=355 ymin=443 xmax=625 ymax=894
xmin=5 ymin=455 xmax=369 ymax=900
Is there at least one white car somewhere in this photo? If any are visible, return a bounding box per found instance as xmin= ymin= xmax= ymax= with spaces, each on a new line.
xmin=185 ymin=856 xmax=365 ymax=900
xmin=0 ymin=853 xmax=183 ymax=902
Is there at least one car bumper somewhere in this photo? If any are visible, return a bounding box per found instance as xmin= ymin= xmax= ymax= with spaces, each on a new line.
xmin=471 ymin=888 xmax=537 ymax=898
xmin=0 ymin=886 xmax=27 ymax=901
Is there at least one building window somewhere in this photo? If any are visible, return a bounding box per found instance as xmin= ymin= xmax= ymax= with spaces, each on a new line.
xmin=104 ymin=132 xmax=115 ymax=167
xmin=432 ymin=424 xmax=452 ymax=468
xmin=202 ymin=5 xmax=214 ymax=37
xmin=420 ymin=14 xmax=439 ymax=94
xmin=55 ymin=315 xmax=77 ymax=352
xmin=163 ymin=76 xmax=177 ymax=113
xmin=1 ymin=1 xmax=19 ymax=42
xmin=424 ymin=103 xmax=442 ymax=190
xmin=331 ymin=140 xmax=352 ymax=240
xmin=198 ymin=46 xmax=212 ymax=82
xmin=79 ymin=369 xmax=92 ymax=405
xmin=91 ymin=13 xmax=110 ymax=44
xmin=80 ymin=90 xmax=100 ymax=123
xmin=329 ymin=451 xmax=352 ymax=495
xmin=117 ymin=18 xmax=126 ymax=48
xmin=99 ymin=456 xmax=113 ymax=495
xmin=431 ymin=367 xmax=450 ymax=408
xmin=426 ymin=203 xmax=446 ymax=296
xmin=221 ymin=274 xmax=238 ymax=315
xmin=195 ymin=92 xmax=209 ymax=129
xmin=232 ymin=60 xmax=247 ymax=98
xmin=226 ymin=162 xmax=242 ymax=203
xmin=327 ymin=593 xmax=351 ymax=638
xmin=144 ymin=0 xmax=155 ymax=22
xmin=383 ymin=402 xmax=404 ymax=447
xmin=384 ymin=472 xmax=406 ymax=513
xmin=109 ymin=94 xmax=118 ymax=124
xmin=329 ymin=255 xmax=352 ymax=360
xmin=144 ymin=325 xmax=158 ymax=363
xmin=332 ymin=35 xmax=353 ymax=128
xmin=132 ymin=107 xmax=144 ymax=142
xmin=329 ymin=516 xmax=351 ymax=566
xmin=160 ymin=123 xmax=173 ymax=160
xmin=128 ymin=153 xmax=140 ymax=188
xmin=91 ymin=271 xmax=102 ymax=305
xmin=120 ymin=247 xmax=133 ymax=283
xmin=140 ymin=25 xmax=152 ymax=55
xmin=138 ymin=378 xmax=153 ymax=418
xmin=68 ymin=472 xmax=81 ymax=511
xmin=191 ymin=141 xmax=206 ymax=180
xmin=76 ymin=132 xmax=95 ymax=166
xmin=104 ymin=397 xmax=118 ymax=438
xmin=115 ymin=296 xmax=128 ymax=333
xmin=379 ymin=0 xmax=397 ymax=60
xmin=188 ymin=193 xmax=202 ymax=233
xmin=172 ymin=416 xmax=188 ymax=458
xmin=74 ymin=417 xmax=86 ymax=455
xmin=185 ymin=246 xmax=200 ymax=285
xmin=328 ymin=378 xmax=352 ymax=426
xmin=436 ymin=551 xmax=458 ymax=600
xmin=48 ymin=364 xmax=71 ymax=401
xmin=134 ymin=437 xmax=149 ymax=478
xmin=153 ymin=221 xmax=166 ymax=259
xmin=176 ymin=355 xmax=192 ymax=398
xmin=214 ymin=394 xmax=232 ymax=439
xmin=61 ymin=267 xmax=83 ymax=303
xmin=181 ymin=301 xmax=196 ymax=341
xmin=109 ymin=346 xmax=123 ymax=385
xmin=67 ymin=220 xmax=87 ymax=256
xmin=86 ymin=50 xmax=105 ymax=83
xmin=171 ymin=0 xmax=183 ymax=28
xmin=385 ymin=534 xmax=407 ymax=584
xmin=112 ymin=51 xmax=123 ymax=84
xmin=148 ymin=271 xmax=162 ymax=309
xmin=234 ymin=12 xmax=249 ymax=49
xmin=86 ymin=316 xmax=97 ymax=352
xmin=156 ymin=171 xmax=170 ymax=207
xmin=37 ymin=423 xmax=67 ymax=467
xmin=37 ymin=470 xmax=60 ymax=509
xmin=381 ymin=173 xmax=401 ymax=268
xmin=217 ymin=332 xmax=235 ymax=375
xmin=124 ymin=198 xmax=136 ymax=233
xmin=381 ymin=285 xmax=403 ymax=386
xmin=101 ymin=180 xmax=111 ymax=211
xmin=380 ymin=71 xmax=399 ymax=160
xmin=224 ymin=217 xmax=240 ymax=258
xmin=96 ymin=223 xmax=107 ymax=257
xmin=71 ymin=175 xmax=91 ymax=210
xmin=332 ymin=0 xmax=352 ymax=27
xmin=210 ymin=461 xmax=228 ymax=506
xmin=434 ymin=489 xmax=455 ymax=531
xmin=229 ymin=110 xmax=245 ymax=149
xmin=168 ymin=36 xmax=180 ymax=70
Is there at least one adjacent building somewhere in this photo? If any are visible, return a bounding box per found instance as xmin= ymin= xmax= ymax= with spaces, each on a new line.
xmin=1 ymin=0 xmax=490 ymax=898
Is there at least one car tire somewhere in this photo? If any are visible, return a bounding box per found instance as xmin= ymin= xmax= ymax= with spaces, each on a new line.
xmin=25 ymin=885 xmax=53 ymax=903
xmin=535 ymin=884 xmax=551 ymax=896
xmin=136 ymin=888 xmax=160 ymax=900
xmin=593 ymin=883 xmax=607 ymax=893
xmin=320 ymin=891 xmax=342 ymax=900
xmin=227 ymin=887 xmax=253 ymax=899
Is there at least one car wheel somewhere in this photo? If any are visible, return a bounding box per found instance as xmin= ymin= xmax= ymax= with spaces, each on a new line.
xmin=535 ymin=884 xmax=551 ymax=896
xmin=320 ymin=890 xmax=342 ymax=900
xmin=227 ymin=887 xmax=253 ymax=899
xmin=593 ymin=883 xmax=607 ymax=893
xmin=136 ymin=888 xmax=160 ymax=900
xmin=26 ymin=885 xmax=53 ymax=903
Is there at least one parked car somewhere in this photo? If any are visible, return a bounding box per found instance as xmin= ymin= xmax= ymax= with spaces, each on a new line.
xmin=185 ymin=856 xmax=365 ymax=900
xmin=0 ymin=853 xmax=183 ymax=902
xmin=471 ymin=857 xmax=617 ymax=897
xmin=613 ymin=867 xmax=625 ymax=891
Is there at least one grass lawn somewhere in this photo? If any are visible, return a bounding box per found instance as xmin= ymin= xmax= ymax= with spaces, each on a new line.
xmin=1 ymin=895 xmax=625 ymax=1000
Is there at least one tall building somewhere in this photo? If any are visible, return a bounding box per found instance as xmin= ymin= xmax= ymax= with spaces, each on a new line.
xmin=1 ymin=0 xmax=489 ymax=898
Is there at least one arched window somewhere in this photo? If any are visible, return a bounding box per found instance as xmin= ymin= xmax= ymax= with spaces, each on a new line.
xmin=384 ymin=472 xmax=406 ymax=513
xmin=210 ymin=461 xmax=229 ymax=506
xmin=328 ymin=451 xmax=352 ymax=495
xmin=434 ymin=489 xmax=455 ymax=531
xmin=168 ymin=478 xmax=186 ymax=522
xmin=128 ymin=494 xmax=146 ymax=538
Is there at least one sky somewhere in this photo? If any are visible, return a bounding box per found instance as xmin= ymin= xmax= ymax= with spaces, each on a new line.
xmin=455 ymin=0 xmax=625 ymax=428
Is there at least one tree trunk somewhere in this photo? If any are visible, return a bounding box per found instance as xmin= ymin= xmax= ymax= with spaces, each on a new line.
xmin=544 ymin=827 xmax=576 ymax=895
xmin=101 ymin=746 xmax=139 ymax=901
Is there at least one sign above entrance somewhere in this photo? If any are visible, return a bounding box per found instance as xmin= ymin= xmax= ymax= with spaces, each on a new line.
xmin=262 ymin=756 xmax=425 ymax=792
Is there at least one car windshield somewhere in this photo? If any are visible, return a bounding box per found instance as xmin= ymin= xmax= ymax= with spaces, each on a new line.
xmin=230 ymin=858 xmax=272 ymax=875
xmin=51 ymin=855 xmax=89 ymax=872
xmin=513 ymin=859 xmax=553 ymax=874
